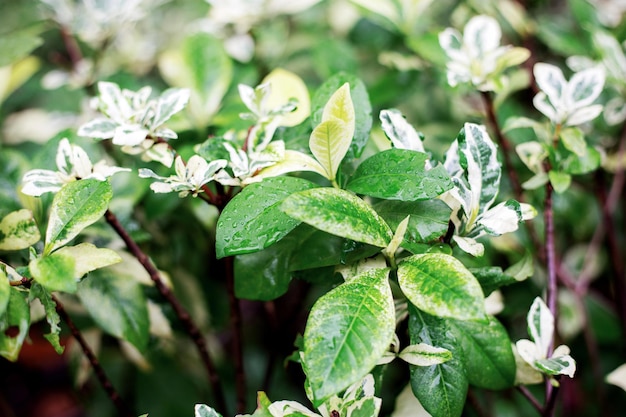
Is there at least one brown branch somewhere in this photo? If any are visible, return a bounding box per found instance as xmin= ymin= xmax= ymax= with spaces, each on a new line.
xmin=104 ymin=210 xmax=227 ymax=415
xmin=52 ymin=294 xmax=134 ymax=417
xmin=542 ymin=382 xmax=560 ymax=417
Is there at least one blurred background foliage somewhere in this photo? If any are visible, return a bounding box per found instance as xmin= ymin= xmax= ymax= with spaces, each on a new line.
xmin=0 ymin=0 xmax=625 ymax=416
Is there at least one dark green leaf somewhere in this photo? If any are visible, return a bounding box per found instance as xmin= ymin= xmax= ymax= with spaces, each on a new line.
xmin=311 ymin=73 xmax=372 ymax=160
xmin=0 ymin=287 xmax=30 ymax=361
xmin=302 ymin=268 xmax=394 ymax=405
xmin=234 ymin=233 xmax=298 ymax=301
xmin=44 ymin=180 xmax=112 ymax=255
xmin=216 ymin=176 xmax=318 ymax=258
xmin=469 ymin=267 xmax=518 ymax=296
xmin=398 ymin=254 xmax=486 ymax=321
xmin=409 ymin=306 xmax=467 ymax=417
xmin=374 ymin=199 xmax=452 ymax=243
xmin=29 ymin=252 xmax=76 ymax=293
xmin=282 ymin=188 xmax=393 ymax=248
xmin=347 ymin=149 xmax=453 ymax=200
xmin=452 ymin=316 xmax=516 ymax=389
xmin=77 ymin=271 xmax=149 ymax=352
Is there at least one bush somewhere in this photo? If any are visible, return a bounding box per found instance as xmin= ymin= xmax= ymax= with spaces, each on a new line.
xmin=1 ymin=1 xmax=625 ymax=416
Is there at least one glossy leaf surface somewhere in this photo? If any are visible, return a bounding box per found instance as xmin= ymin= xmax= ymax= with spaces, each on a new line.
xmin=216 ymin=176 xmax=318 ymax=258
xmin=347 ymin=149 xmax=452 ymax=201
xmin=398 ymin=254 xmax=486 ymax=320
xmin=374 ymin=199 xmax=452 ymax=244
xmin=452 ymin=316 xmax=516 ymax=389
xmin=409 ymin=306 xmax=467 ymax=417
xmin=282 ymin=188 xmax=393 ymax=248
xmin=44 ymin=179 xmax=112 ymax=255
xmin=302 ymin=268 xmax=394 ymax=405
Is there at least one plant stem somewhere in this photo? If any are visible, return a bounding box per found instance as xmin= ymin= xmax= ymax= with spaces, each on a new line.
xmin=480 ymin=91 xmax=524 ymax=200
xmin=103 ymin=210 xmax=227 ymax=415
xmin=516 ymin=386 xmax=543 ymax=414
xmin=224 ymin=255 xmax=246 ymax=413
xmin=542 ymin=383 xmax=560 ymax=417
xmin=52 ymin=294 xmax=134 ymax=417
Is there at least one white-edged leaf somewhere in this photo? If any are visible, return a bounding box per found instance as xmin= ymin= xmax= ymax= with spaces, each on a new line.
xmin=379 ymin=109 xmax=425 ymax=152
xmin=535 ymin=355 xmax=576 ymax=377
xmin=0 ymin=209 xmax=40 ymax=251
xmin=533 ymin=63 xmax=566 ymax=108
xmin=565 ymin=104 xmax=604 ymax=126
xmin=268 ymin=401 xmax=320 ymax=417
xmin=566 ymin=67 xmax=605 ymax=108
xmin=152 ymin=88 xmax=190 ymax=128
xmin=77 ymin=118 xmax=118 ymax=139
xmin=399 ymin=343 xmax=452 ymax=366
xmin=527 ymin=297 xmax=553 ymax=358
xmin=463 ymin=15 xmax=501 ymax=57
xmin=453 ymin=235 xmax=484 ymax=257
xmin=194 ymin=403 xmax=223 ymax=417
xmin=478 ymin=200 xmax=524 ymax=235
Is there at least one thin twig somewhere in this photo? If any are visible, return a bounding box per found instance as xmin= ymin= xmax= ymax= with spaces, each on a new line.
xmin=542 ymin=382 xmax=560 ymax=417
xmin=516 ymin=386 xmax=543 ymax=414
xmin=104 ymin=210 xmax=227 ymax=415
xmin=52 ymin=294 xmax=134 ymax=417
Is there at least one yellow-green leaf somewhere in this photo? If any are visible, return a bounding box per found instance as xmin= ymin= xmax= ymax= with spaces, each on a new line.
xmin=0 ymin=209 xmax=40 ymax=251
xmin=262 ymin=68 xmax=311 ymax=127
xmin=55 ymin=243 xmax=122 ymax=279
xmin=309 ymin=119 xmax=352 ymax=181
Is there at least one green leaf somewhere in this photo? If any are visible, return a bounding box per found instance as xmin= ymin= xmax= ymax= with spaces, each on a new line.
xmin=408 ymin=306 xmax=467 ymax=417
xmin=0 ymin=209 xmax=40 ymax=251
xmin=281 ymin=188 xmax=393 ymax=248
xmin=0 ymin=287 xmax=30 ymax=361
xmin=0 ymin=27 xmax=42 ymax=67
xmin=234 ymin=233 xmax=297 ymax=301
xmin=29 ymin=283 xmax=64 ymax=354
xmin=44 ymin=179 xmax=112 ymax=255
xmin=561 ymin=145 xmax=601 ymax=175
xmin=452 ymin=316 xmax=516 ymax=389
xmin=548 ymin=170 xmax=571 ymax=193
xmin=311 ymin=73 xmax=371 ymax=160
xmin=55 ymin=243 xmax=121 ymax=278
xmin=397 ymin=253 xmax=486 ymax=321
xmin=0 ymin=268 xmax=9 ymax=317
xmin=469 ymin=267 xmax=517 ymax=296
xmin=240 ymin=392 xmax=273 ymax=417
xmin=347 ymin=149 xmax=453 ymax=200
xmin=159 ymin=32 xmax=233 ymax=127
xmin=560 ymin=127 xmax=586 ymax=156
xmin=374 ymin=199 xmax=452 ymax=244
xmin=195 ymin=404 xmax=223 ymax=417
xmin=29 ymin=252 xmax=77 ymax=293
xmin=302 ymin=268 xmax=394 ymax=405
xmin=215 ymin=176 xmax=318 ymax=258
xmin=77 ymin=271 xmax=149 ymax=352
